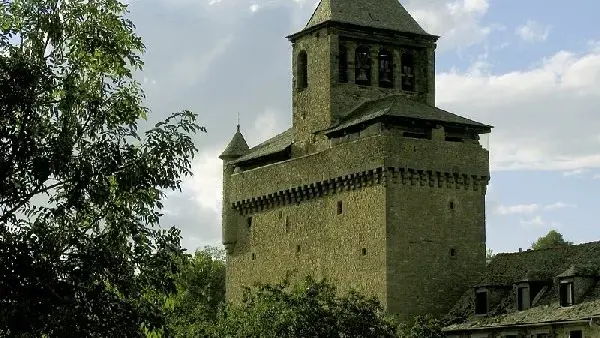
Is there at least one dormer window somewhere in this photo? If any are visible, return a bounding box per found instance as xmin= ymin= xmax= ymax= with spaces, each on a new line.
xmin=517 ymin=285 xmax=531 ymax=310
xmin=378 ymin=50 xmax=393 ymax=88
xmin=560 ymin=280 xmax=575 ymax=307
xmin=401 ymin=53 xmax=415 ymax=92
xmin=475 ymin=289 xmax=488 ymax=315
xmin=569 ymin=330 xmax=583 ymax=338
xmin=355 ymin=46 xmax=371 ymax=86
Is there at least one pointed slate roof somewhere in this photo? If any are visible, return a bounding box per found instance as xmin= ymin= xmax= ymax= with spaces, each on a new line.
xmin=220 ymin=125 xmax=250 ymax=160
xmin=324 ymin=95 xmax=492 ymax=135
xmin=231 ymin=128 xmax=292 ymax=165
xmin=303 ymin=0 xmax=431 ymax=36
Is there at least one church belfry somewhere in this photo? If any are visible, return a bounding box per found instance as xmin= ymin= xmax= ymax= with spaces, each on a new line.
xmin=221 ymin=0 xmax=492 ymax=323
xmin=287 ymin=0 xmax=439 ymax=155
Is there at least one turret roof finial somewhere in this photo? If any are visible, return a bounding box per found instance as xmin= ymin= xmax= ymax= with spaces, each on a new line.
xmin=237 ymin=112 xmax=240 ymax=133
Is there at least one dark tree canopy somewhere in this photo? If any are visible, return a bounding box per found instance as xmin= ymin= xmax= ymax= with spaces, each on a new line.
xmin=210 ymin=277 xmax=399 ymax=338
xmin=531 ymin=230 xmax=573 ymax=250
xmin=168 ymin=247 xmax=226 ymax=337
xmin=0 ymin=0 xmax=204 ymax=336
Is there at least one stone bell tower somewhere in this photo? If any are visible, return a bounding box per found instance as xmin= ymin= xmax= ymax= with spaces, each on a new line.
xmin=220 ymin=0 xmax=492 ymax=323
xmin=287 ymin=0 xmax=439 ymax=156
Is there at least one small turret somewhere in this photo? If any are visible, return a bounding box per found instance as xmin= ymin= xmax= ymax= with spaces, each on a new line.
xmin=220 ymin=124 xmax=249 ymax=254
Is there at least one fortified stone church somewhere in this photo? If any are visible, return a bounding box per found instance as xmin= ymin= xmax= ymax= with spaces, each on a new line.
xmin=219 ymin=1 xmax=600 ymax=336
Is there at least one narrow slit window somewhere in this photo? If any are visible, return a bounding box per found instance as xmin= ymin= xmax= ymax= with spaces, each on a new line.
xmin=251 ymin=253 xmax=256 ymax=260
xmin=297 ymin=51 xmax=308 ymax=89
xmin=362 ymin=248 xmax=367 ymax=256
xmin=450 ymin=248 xmax=457 ymax=257
xmin=247 ymin=217 xmax=253 ymax=229
xmin=337 ymin=201 xmax=343 ymax=215
xmin=296 ymin=245 xmax=301 ymax=253
xmin=284 ymin=216 xmax=290 ymax=233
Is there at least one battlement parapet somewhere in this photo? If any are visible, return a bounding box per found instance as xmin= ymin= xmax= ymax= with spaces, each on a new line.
xmin=232 ymin=165 xmax=489 ymax=215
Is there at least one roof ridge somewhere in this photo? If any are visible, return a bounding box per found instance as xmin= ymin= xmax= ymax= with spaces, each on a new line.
xmin=495 ymin=240 xmax=600 ymax=257
xmin=249 ymin=128 xmax=292 ymax=151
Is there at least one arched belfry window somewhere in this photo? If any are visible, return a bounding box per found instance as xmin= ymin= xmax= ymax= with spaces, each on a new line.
xmin=297 ymin=51 xmax=308 ymax=89
xmin=339 ymin=45 xmax=348 ymax=83
xmin=401 ymin=53 xmax=415 ymax=92
xmin=378 ymin=49 xmax=393 ymax=88
xmin=355 ymin=46 xmax=371 ymax=86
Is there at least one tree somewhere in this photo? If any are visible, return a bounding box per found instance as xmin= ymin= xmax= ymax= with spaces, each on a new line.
xmin=211 ymin=277 xmax=399 ymax=338
xmin=397 ymin=315 xmax=444 ymax=338
xmin=486 ymin=248 xmax=495 ymax=265
xmin=531 ymin=230 xmax=573 ymax=250
xmin=0 ymin=0 xmax=204 ymax=336
xmin=168 ymin=246 xmax=226 ymax=337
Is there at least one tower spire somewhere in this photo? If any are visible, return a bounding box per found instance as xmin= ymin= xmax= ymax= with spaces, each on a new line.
xmin=237 ymin=113 xmax=240 ymax=133
xmin=291 ymin=0 xmax=434 ymax=38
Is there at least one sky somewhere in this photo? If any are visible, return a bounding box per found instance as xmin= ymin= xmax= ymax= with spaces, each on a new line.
xmin=124 ymin=0 xmax=600 ymax=254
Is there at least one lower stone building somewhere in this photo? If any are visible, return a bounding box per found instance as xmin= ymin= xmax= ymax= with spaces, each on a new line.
xmin=443 ymin=241 xmax=600 ymax=338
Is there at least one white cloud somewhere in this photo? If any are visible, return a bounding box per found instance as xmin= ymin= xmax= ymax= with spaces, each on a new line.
xmin=406 ymin=0 xmax=497 ymax=51
xmin=437 ymin=45 xmax=600 ymax=171
xmin=593 ymin=173 xmax=600 ymax=179
xmin=520 ymin=215 xmax=545 ymax=226
xmin=168 ymin=34 xmax=234 ymax=86
xmin=544 ymin=202 xmax=575 ymax=210
xmin=494 ymin=202 xmax=575 ymax=215
xmin=246 ymin=108 xmax=286 ymax=145
xmin=494 ymin=204 xmax=540 ymax=215
xmin=563 ymin=168 xmax=589 ymax=177
xmin=516 ymin=20 xmax=550 ymax=42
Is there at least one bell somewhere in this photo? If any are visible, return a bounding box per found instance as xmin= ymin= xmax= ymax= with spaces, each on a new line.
xmin=380 ymin=71 xmax=392 ymax=84
xmin=356 ymin=69 xmax=369 ymax=82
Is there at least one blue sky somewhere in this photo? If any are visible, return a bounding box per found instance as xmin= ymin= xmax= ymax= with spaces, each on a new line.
xmin=124 ymin=0 xmax=600 ymax=254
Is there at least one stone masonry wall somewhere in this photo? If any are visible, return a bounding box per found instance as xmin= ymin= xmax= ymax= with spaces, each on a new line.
xmin=226 ymin=135 xmax=388 ymax=302
xmin=225 ymin=129 xmax=490 ymax=319
xmin=383 ymin=130 xmax=488 ymax=321
xmin=226 ymin=184 xmax=387 ymax=304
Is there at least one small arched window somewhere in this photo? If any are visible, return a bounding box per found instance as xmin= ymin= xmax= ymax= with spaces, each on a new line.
xmin=297 ymin=51 xmax=308 ymax=89
xmin=378 ymin=49 xmax=393 ymax=88
xmin=339 ymin=45 xmax=348 ymax=83
xmin=401 ymin=53 xmax=415 ymax=92
xmin=355 ymin=46 xmax=371 ymax=86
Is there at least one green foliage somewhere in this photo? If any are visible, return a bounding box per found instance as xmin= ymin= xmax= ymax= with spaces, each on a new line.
xmin=486 ymin=248 xmax=495 ymax=260
xmin=397 ymin=315 xmax=444 ymax=338
xmin=531 ymin=230 xmax=573 ymax=250
xmin=211 ymin=277 xmax=399 ymax=338
xmin=0 ymin=0 xmax=204 ymax=336
xmin=168 ymin=246 xmax=226 ymax=337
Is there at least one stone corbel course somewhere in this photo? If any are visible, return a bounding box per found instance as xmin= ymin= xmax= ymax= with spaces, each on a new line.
xmin=232 ymin=166 xmax=489 ymax=215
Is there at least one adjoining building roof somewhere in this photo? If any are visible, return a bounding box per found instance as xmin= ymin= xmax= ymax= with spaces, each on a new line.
xmin=444 ymin=241 xmax=600 ymax=332
xmin=220 ymin=125 xmax=250 ymax=159
xmin=324 ymin=94 xmax=493 ymax=135
xmin=301 ymin=0 xmax=432 ymax=36
xmin=231 ymin=128 xmax=293 ymax=165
